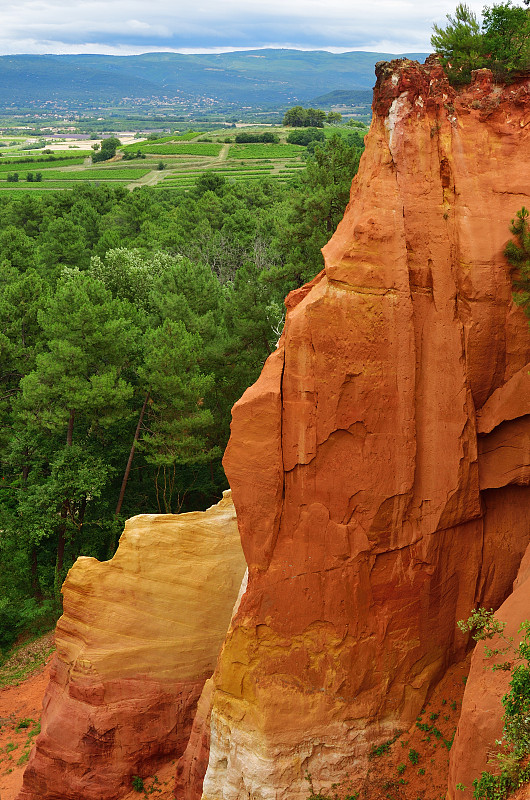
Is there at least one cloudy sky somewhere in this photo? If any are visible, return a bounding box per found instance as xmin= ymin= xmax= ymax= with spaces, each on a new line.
xmin=0 ymin=0 xmax=488 ymax=57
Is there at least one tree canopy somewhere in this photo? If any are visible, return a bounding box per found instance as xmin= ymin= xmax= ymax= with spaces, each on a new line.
xmin=0 ymin=133 xmax=365 ymax=653
xmin=431 ymin=1 xmax=530 ymax=83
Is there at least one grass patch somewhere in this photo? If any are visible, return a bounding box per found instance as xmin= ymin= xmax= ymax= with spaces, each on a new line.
xmin=0 ymin=632 xmax=55 ymax=687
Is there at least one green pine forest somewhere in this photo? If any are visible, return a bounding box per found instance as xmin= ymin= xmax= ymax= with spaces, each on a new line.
xmin=0 ymin=133 xmax=362 ymax=652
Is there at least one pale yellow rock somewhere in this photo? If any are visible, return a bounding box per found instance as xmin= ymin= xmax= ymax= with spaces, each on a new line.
xmin=57 ymin=490 xmax=245 ymax=683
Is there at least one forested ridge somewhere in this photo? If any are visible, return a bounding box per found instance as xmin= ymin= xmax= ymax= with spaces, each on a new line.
xmin=0 ymin=133 xmax=362 ymax=651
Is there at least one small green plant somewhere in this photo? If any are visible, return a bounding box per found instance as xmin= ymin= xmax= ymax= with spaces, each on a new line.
xmin=456 ymin=784 xmax=466 ymax=791
xmin=430 ymin=712 xmax=439 ymax=721
xmin=304 ymin=771 xmax=332 ymax=800
xmin=132 ymin=775 xmax=144 ymax=792
xmin=418 ymin=768 xmax=426 ymax=776
xmin=15 ymin=718 xmax=34 ymax=731
xmin=408 ymin=749 xmax=419 ymax=765
xmin=451 ymin=701 xmax=457 ymax=711
xmin=369 ymin=730 xmax=402 ymax=758
xmin=397 ymin=763 xmax=406 ymax=775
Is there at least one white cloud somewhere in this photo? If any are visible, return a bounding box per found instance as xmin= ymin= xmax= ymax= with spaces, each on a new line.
xmin=0 ymin=0 xmax=489 ymax=55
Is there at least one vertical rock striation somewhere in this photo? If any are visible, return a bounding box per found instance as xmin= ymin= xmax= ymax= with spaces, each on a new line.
xmin=17 ymin=492 xmax=246 ymax=800
xmin=202 ymin=61 xmax=530 ymax=799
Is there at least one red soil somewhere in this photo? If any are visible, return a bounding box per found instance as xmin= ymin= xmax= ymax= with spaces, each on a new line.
xmin=0 ymin=643 xmax=53 ymax=800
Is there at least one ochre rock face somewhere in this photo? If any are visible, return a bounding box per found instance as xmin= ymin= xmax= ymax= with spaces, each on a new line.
xmin=205 ymin=61 xmax=530 ymax=799
xmin=17 ymin=492 xmax=246 ymax=800
xmin=447 ymin=542 xmax=530 ymax=799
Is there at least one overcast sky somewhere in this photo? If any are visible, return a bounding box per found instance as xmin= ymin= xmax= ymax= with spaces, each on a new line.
xmin=0 ymin=0 xmax=488 ymax=57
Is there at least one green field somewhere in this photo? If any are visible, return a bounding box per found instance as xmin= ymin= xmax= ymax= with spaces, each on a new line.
xmin=0 ymin=168 xmax=151 ymax=182
xmin=0 ymin=129 xmax=317 ymax=193
xmin=121 ymin=131 xmax=200 ymax=151
xmin=227 ymin=144 xmax=304 ymax=159
xmin=123 ymin=142 xmax=222 ymax=156
xmin=0 ymin=156 xmax=88 ymax=171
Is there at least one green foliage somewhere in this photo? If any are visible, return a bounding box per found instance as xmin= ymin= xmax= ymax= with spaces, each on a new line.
xmin=286 ymin=128 xmax=326 ymax=146
xmin=431 ymin=2 xmax=530 ymax=84
xmin=408 ymin=749 xmax=419 ymax=765
xmin=506 ymin=207 xmax=530 ymax=321
xmin=132 ymin=775 xmax=144 ymax=792
xmin=283 ymin=106 xmax=327 ymax=127
xmin=431 ymin=4 xmax=484 ymax=83
xmin=0 ymin=141 xmax=359 ymax=637
xmin=92 ymin=136 xmax=121 ymax=163
xmin=270 ymin=134 xmax=361 ymax=290
xmin=482 ymin=3 xmax=530 ymax=79
xmin=369 ymin=730 xmax=403 ymax=758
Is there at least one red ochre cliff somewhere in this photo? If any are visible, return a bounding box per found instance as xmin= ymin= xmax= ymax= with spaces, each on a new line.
xmin=17 ymin=59 xmax=530 ymax=800
xmin=16 ymin=492 xmax=246 ymax=800
xmin=198 ymin=59 xmax=530 ymax=799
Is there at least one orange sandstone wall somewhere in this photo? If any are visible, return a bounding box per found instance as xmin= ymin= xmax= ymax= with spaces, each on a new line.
xmin=17 ymin=492 xmax=246 ymax=800
xmin=202 ymin=61 xmax=530 ymax=799
xmin=447 ymin=368 xmax=530 ymax=800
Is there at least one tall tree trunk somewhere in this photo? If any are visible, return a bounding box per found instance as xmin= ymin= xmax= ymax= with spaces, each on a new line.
xmin=115 ymin=392 xmax=149 ymax=517
xmin=73 ymin=495 xmax=87 ymax=561
xmin=108 ymin=393 xmax=149 ymax=558
xmin=30 ymin=545 xmax=43 ymax=602
xmin=56 ymin=410 xmax=75 ymax=587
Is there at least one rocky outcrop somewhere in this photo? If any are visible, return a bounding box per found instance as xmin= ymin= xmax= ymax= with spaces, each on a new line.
xmin=447 ymin=539 xmax=530 ymax=799
xmin=201 ymin=61 xmax=530 ymax=800
xmin=17 ymin=492 xmax=246 ymax=800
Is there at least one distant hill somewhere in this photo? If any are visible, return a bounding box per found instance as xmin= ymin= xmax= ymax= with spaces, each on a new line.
xmin=0 ymin=50 xmax=429 ymax=112
xmin=310 ymin=89 xmax=374 ymax=107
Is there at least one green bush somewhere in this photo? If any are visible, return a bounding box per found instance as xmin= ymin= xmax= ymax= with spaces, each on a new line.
xmin=286 ymin=128 xmax=326 ymax=147
xmin=132 ymin=775 xmax=144 ymax=792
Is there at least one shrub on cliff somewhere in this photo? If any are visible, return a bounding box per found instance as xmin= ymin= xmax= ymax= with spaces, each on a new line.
xmin=506 ymin=207 xmax=530 ymax=321
xmin=431 ymin=1 xmax=530 ymax=84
